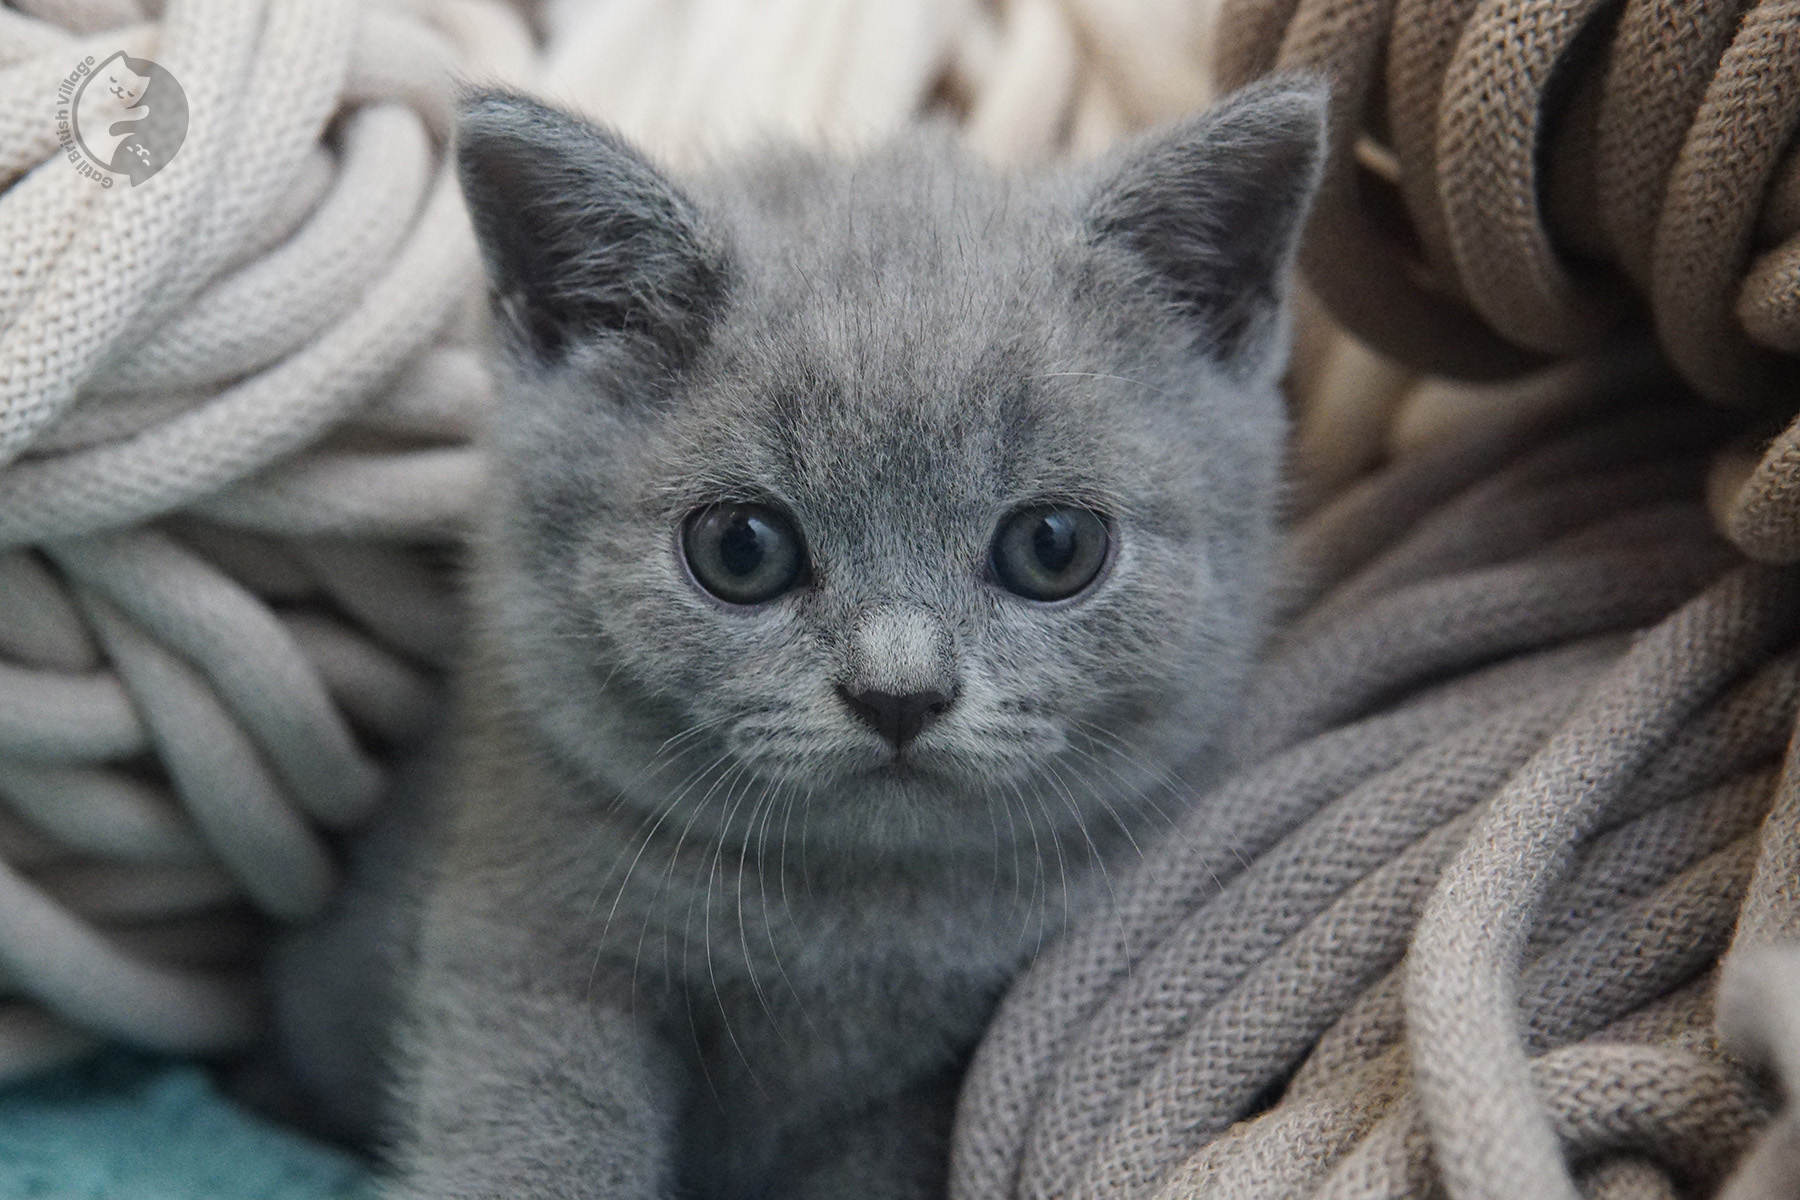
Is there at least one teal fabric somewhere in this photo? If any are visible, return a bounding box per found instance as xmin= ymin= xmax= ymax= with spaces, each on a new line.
xmin=0 ymin=1052 xmax=374 ymax=1200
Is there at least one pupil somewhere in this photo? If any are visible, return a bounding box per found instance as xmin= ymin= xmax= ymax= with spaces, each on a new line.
xmin=718 ymin=513 xmax=765 ymax=577
xmin=1032 ymin=513 xmax=1077 ymax=574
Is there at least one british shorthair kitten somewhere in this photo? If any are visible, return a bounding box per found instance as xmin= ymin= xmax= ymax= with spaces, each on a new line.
xmin=382 ymin=78 xmax=1324 ymax=1199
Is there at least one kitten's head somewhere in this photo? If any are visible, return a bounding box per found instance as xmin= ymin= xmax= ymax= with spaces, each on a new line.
xmin=457 ymin=84 xmax=1324 ymax=857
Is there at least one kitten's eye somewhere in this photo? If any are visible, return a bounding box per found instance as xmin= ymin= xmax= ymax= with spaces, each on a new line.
xmin=682 ymin=503 xmax=807 ymax=605
xmin=990 ymin=505 xmax=1110 ymax=602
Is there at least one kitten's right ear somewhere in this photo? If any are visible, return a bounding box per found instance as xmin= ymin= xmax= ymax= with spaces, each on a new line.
xmin=456 ymin=91 xmax=731 ymax=363
xmin=1084 ymin=78 xmax=1327 ymax=374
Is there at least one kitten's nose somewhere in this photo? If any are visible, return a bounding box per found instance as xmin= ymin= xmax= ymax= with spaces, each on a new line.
xmin=837 ymin=686 xmax=956 ymax=752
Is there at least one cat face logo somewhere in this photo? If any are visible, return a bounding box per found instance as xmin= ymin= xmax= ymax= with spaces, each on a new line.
xmin=56 ymin=51 xmax=188 ymax=187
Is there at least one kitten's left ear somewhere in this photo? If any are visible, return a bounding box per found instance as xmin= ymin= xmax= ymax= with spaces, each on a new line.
xmin=1086 ymin=78 xmax=1327 ymax=373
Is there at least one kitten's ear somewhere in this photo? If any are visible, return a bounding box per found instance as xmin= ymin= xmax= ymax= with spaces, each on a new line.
xmin=1086 ymin=78 xmax=1327 ymax=371
xmin=456 ymin=91 xmax=731 ymax=363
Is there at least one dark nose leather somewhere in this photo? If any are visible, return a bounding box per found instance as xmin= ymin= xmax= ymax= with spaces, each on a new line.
xmin=838 ymin=686 xmax=955 ymax=752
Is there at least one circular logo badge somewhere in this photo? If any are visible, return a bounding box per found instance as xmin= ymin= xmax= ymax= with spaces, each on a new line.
xmin=57 ymin=51 xmax=189 ymax=188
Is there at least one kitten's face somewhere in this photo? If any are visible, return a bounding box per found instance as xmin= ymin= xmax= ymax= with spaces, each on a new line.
xmin=459 ymin=86 xmax=1324 ymax=854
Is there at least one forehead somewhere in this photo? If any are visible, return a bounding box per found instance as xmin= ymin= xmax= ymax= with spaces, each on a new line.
xmin=664 ymin=149 xmax=1140 ymax=519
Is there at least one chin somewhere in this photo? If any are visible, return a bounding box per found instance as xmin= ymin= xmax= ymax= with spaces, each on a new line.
xmin=743 ymin=754 xmax=989 ymax=857
xmin=852 ymin=757 xmax=974 ymax=807
xmin=846 ymin=739 xmax=1033 ymax=791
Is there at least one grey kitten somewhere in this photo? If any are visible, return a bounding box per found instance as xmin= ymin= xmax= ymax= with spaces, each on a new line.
xmin=380 ymin=79 xmax=1324 ymax=1200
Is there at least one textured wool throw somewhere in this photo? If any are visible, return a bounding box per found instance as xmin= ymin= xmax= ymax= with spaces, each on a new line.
xmin=951 ymin=375 xmax=1800 ymax=1200
xmin=1212 ymin=0 xmax=1800 ymax=565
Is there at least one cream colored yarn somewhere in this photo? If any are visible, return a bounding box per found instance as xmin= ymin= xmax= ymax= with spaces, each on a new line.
xmin=0 ymin=0 xmax=532 ymax=1078
xmin=539 ymin=0 xmax=1220 ymax=165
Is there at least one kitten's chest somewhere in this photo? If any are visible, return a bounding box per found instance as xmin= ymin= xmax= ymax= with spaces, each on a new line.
xmin=597 ymin=840 xmax=1061 ymax=1008
xmin=580 ymin=828 xmax=1081 ymax=1065
xmin=648 ymin=868 xmax=1038 ymax=1181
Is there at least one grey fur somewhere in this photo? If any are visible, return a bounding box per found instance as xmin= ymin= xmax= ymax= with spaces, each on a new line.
xmin=382 ymin=80 xmax=1325 ymax=1199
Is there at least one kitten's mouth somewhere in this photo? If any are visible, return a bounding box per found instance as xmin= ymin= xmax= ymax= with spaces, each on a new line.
xmin=861 ymin=755 xmax=945 ymax=785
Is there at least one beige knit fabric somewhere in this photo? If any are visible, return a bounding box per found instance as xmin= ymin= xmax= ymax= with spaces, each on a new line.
xmin=0 ymin=0 xmax=533 ymax=1078
xmin=536 ymin=0 xmax=1225 ymax=166
xmin=942 ymin=4 xmax=1800 ymax=1196
xmin=951 ymin=382 xmax=1800 ymax=1200
xmin=1214 ymin=0 xmax=1800 ymax=394
xmin=1215 ymin=0 xmax=1800 ymax=568
xmin=1717 ymin=947 xmax=1800 ymax=1200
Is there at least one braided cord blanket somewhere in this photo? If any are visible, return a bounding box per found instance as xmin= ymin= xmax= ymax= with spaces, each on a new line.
xmin=1214 ymin=0 xmax=1800 ymax=561
xmin=1120 ymin=4 xmax=1800 ymax=1192
xmin=952 ymin=386 xmax=1800 ymax=1200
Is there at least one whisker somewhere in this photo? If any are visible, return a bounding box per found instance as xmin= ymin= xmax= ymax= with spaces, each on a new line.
xmin=1021 ymin=778 xmax=1073 ymax=940
xmin=1065 ymin=716 xmax=1194 ymax=831
xmin=612 ymin=751 xmax=737 ymax=1000
xmin=1045 ymin=755 xmax=1135 ymax=958
xmin=729 ymin=782 xmax=786 ymax=1043
xmin=698 ymin=765 xmax=769 ymax=1096
xmin=1004 ymin=776 xmax=1054 ymax=963
xmin=1056 ymin=740 xmax=1158 ymax=857
xmin=1041 ymin=756 xmax=1114 ymax=887
xmin=754 ymin=773 xmax=814 ymax=1033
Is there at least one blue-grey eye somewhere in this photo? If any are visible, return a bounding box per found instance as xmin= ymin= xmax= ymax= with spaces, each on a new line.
xmin=682 ymin=503 xmax=806 ymax=605
xmin=990 ymin=505 xmax=1109 ymax=602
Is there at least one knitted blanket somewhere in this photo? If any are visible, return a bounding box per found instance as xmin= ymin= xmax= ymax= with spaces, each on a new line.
xmin=951 ymin=381 xmax=1800 ymax=1200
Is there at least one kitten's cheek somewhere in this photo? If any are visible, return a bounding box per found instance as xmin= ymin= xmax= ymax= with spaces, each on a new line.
xmin=723 ymin=719 xmax=797 ymax=764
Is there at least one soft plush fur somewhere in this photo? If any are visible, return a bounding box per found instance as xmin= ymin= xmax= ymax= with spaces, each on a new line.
xmin=374 ymin=80 xmax=1325 ymax=1199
